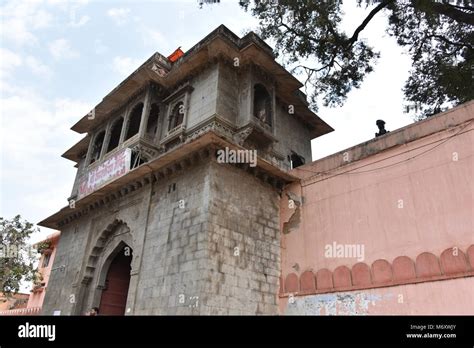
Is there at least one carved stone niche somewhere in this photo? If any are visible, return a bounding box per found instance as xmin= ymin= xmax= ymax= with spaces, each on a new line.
xmin=239 ymin=121 xmax=277 ymax=153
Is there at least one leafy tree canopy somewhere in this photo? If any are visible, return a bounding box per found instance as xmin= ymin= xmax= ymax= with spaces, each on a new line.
xmin=205 ymin=0 xmax=474 ymax=118
xmin=0 ymin=215 xmax=40 ymax=296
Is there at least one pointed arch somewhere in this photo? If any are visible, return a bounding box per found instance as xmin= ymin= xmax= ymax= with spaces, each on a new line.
xmin=77 ymin=219 xmax=137 ymax=315
xmin=96 ymin=240 xmax=133 ymax=315
xmin=83 ymin=219 xmax=133 ymax=284
xmin=96 ymin=239 xmax=133 ymax=290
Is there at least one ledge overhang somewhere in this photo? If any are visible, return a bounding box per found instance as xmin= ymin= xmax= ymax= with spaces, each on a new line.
xmin=38 ymin=130 xmax=299 ymax=229
xmin=70 ymin=25 xmax=333 ymax=138
xmin=62 ymin=135 xmax=90 ymax=163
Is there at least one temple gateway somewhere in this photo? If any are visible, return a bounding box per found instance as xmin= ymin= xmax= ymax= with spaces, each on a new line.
xmin=39 ymin=25 xmax=474 ymax=315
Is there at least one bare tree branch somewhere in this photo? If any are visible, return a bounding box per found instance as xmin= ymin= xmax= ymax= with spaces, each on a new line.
xmin=347 ymin=0 xmax=394 ymax=45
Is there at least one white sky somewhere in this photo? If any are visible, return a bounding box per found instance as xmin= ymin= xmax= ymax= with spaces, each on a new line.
xmin=0 ymin=0 xmax=414 ymax=245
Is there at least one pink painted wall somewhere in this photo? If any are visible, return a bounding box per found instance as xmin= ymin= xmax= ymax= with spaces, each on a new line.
xmin=279 ymin=101 xmax=474 ymax=314
xmin=26 ymin=232 xmax=60 ymax=309
xmin=280 ymin=277 xmax=474 ymax=315
xmin=0 ymin=293 xmax=29 ymax=311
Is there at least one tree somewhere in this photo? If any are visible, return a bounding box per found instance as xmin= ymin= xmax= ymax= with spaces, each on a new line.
xmin=205 ymin=0 xmax=474 ymax=118
xmin=0 ymin=215 xmax=40 ymax=295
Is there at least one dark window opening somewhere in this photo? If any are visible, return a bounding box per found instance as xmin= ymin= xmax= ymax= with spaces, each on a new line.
xmin=168 ymin=183 xmax=176 ymax=193
xmin=168 ymin=102 xmax=184 ymax=131
xmin=107 ymin=117 xmax=124 ymax=153
xmin=42 ymin=253 xmax=51 ymax=268
xmin=288 ymin=151 xmax=305 ymax=169
xmin=146 ymin=103 xmax=160 ymax=139
xmin=90 ymin=131 xmax=105 ymax=164
xmin=125 ymin=103 xmax=143 ymax=140
xmin=253 ymin=84 xmax=272 ymax=127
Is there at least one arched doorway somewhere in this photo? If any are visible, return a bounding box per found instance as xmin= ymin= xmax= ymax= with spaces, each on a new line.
xmin=98 ymin=246 xmax=132 ymax=315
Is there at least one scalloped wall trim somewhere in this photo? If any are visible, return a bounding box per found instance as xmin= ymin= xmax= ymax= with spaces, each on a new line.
xmin=280 ymin=245 xmax=474 ymax=297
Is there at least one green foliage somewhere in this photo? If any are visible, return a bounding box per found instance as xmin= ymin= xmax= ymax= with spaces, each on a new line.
xmin=235 ymin=0 xmax=473 ymax=118
xmin=0 ymin=215 xmax=39 ymax=295
xmin=36 ymin=240 xmax=52 ymax=254
xmin=386 ymin=0 xmax=474 ymax=116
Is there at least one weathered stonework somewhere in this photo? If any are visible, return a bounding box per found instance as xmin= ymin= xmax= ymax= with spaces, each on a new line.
xmin=40 ymin=25 xmax=331 ymax=316
xmin=42 ymin=155 xmax=280 ymax=315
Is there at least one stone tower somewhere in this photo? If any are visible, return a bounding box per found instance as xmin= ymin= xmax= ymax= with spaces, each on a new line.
xmin=39 ymin=25 xmax=332 ymax=315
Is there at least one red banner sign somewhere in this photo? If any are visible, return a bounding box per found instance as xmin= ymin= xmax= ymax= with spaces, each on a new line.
xmin=78 ymin=148 xmax=131 ymax=199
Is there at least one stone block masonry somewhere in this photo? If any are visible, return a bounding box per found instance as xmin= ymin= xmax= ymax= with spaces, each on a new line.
xmin=200 ymin=160 xmax=281 ymax=315
xmin=39 ymin=25 xmax=334 ymax=316
xmin=42 ymin=154 xmax=281 ymax=315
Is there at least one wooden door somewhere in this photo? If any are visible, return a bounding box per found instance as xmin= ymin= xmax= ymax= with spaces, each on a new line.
xmin=99 ymin=249 xmax=132 ymax=315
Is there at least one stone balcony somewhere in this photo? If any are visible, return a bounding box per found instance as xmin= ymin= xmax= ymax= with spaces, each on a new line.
xmin=70 ymin=133 xmax=160 ymax=201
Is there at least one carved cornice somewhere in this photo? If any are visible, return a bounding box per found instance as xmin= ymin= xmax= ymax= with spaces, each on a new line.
xmin=185 ymin=119 xmax=235 ymax=144
xmin=233 ymin=126 xmax=253 ymax=146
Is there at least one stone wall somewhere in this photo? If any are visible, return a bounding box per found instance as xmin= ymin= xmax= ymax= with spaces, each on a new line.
xmin=273 ymin=102 xmax=313 ymax=163
xmin=42 ymin=154 xmax=282 ymax=315
xmin=186 ymin=65 xmax=219 ymax=130
xmin=133 ymin=159 xmax=211 ymax=314
xmin=215 ymin=60 xmax=314 ymax=163
xmin=200 ymin=160 xmax=281 ymax=314
xmin=216 ymin=61 xmax=239 ymax=125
